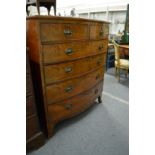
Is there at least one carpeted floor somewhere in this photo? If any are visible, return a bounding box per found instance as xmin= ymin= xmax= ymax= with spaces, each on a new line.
xmin=27 ymin=72 xmax=129 ymax=155
xmin=105 ymin=67 xmax=129 ymax=88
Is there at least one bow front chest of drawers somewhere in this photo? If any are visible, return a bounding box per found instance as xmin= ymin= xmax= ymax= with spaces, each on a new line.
xmin=26 ymin=16 xmax=109 ymax=138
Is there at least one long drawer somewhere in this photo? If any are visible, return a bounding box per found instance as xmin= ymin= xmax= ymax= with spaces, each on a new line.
xmin=44 ymin=53 xmax=106 ymax=84
xmin=47 ymin=81 xmax=103 ymax=123
xmin=90 ymin=23 xmax=109 ymax=40
xmin=46 ymin=67 xmax=104 ymax=104
xmin=40 ymin=23 xmax=89 ymax=43
xmin=42 ymin=40 xmax=108 ymax=64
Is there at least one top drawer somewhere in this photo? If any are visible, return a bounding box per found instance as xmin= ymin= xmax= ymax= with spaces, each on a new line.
xmin=40 ymin=23 xmax=89 ymax=43
xmin=90 ymin=23 xmax=109 ymax=40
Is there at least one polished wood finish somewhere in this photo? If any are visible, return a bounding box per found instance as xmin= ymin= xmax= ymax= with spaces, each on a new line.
xmin=48 ymin=81 xmax=103 ymax=124
xmin=26 ymin=50 xmax=45 ymax=150
xmin=44 ymin=53 xmax=106 ymax=84
xmin=26 ymin=16 xmax=109 ymax=138
xmin=40 ymin=23 xmax=89 ymax=42
xmin=90 ymin=23 xmax=109 ymax=40
xmin=43 ymin=40 xmax=108 ymax=64
xmin=46 ymin=67 xmax=104 ymax=104
xmin=119 ymin=44 xmax=129 ymax=58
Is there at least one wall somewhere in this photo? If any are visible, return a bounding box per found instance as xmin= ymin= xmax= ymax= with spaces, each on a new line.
xmin=27 ymin=3 xmax=128 ymax=35
xmin=108 ymin=11 xmax=126 ymax=34
xmin=77 ymin=5 xmax=127 ymax=35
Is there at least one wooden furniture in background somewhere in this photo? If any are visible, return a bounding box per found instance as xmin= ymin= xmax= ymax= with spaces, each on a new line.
xmin=26 ymin=0 xmax=56 ymax=16
xmin=119 ymin=44 xmax=129 ymax=59
xmin=26 ymin=48 xmax=45 ymax=150
xmin=26 ymin=16 xmax=109 ymax=138
xmin=112 ymin=41 xmax=129 ymax=82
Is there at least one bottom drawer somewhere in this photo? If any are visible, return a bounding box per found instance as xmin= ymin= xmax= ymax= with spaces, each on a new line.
xmin=47 ymin=81 xmax=103 ymax=123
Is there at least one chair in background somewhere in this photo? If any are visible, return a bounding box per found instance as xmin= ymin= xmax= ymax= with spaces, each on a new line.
xmin=112 ymin=40 xmax=129 ymax=82
xmin=26 ymin=0 xmax=56 ymax=16
xmin=106 ymin=43 xmax=115 ymax=71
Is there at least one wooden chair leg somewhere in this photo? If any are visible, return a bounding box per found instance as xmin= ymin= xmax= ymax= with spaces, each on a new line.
xmin=47 ymin=123 xmax=55 ymax=138
xmin=54 ymin=1 xmax=56 ymax=15
xmin=54 ymin=6 xmax=56 ymax=15
xmin=36 ymin=0 xmax=40 ymax=15
xmin=115 ymin=67 xmax=117 ymax=77
xmin=98 ymin=93 xmax=103 ymax=103
xmin=26 ymin=5 xmax=29 ymax=16
xmin=125 ymin=69 xmax=128 ymax=78
xmin=47 ymin=9 xmax=50 ymax=15
xmin=45 ymin=5 xmax=51 ymax=15
xmin=118 ymin=68 xmax=120 ymax=82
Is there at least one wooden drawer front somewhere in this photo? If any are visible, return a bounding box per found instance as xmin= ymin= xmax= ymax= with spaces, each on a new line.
xmin=47 ymin=81 xmax=103 ymax=123
xmin=43 ymin=40 xmax=108 ymax=64
xmin=46 ymin=67 xmax=104 ymax=104
xmin=90 ymin=23 xmax=109 ymax=40
xmin=26 ymin=74 xmax=32 ymax=96
xmin=26 ymin=116 xmax=40 ymax=140
xmin=26 ymin=96 xmax=36 ymax=116
xmin=40 ymin=23 xmax=89 ymax=42
xmin=44 ymin=54 xmax=106 ymax=84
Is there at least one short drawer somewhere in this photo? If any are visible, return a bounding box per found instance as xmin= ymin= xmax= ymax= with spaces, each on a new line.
xmin=26 ymin=95 xmax=36 ymax=116
xmin=26 ymin=116 xmax=40 ymax=140
xmin=42 ymin=40 xmax=108 ymax=64
xmin=90 ymin=23 xmax=109 ymax=40
xmin=46 ymin=67 xmax=104 ymax=104
xmin=40 ymin=23 xmax=89 ymax=43
xmin=44 ymin=53 xmax=106 ymax=84
xmin=47 ymin=81 xmax=103 ymax=123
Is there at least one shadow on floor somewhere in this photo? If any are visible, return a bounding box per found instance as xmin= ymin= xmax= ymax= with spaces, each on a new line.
xmin=54 ymin=102 xmax=100 ymax=134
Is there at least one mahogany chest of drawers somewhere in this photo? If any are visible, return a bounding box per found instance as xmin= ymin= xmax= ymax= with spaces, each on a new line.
xmin=26 ymin=16 xmax=109 ymax=138
xmin=26 ymin=49 xmax=45 ymax=150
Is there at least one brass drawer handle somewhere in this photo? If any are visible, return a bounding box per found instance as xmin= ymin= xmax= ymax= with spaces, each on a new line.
xmin=65 ymin=86 xmax=73 ymax=93
xmin=65 ymin=104 xmax=72 ymax=110
xmin=98 ymin=44 xmax=103 ymax=51
xmin=65 ymin=48 xmax=73 ymax=55
xmin=64 ymin=29 xmax=72 ymax=36
xmin=64 ymin=67 xmax=72 ymax=73
xmin=94 ymin=89 xmax=98 ymax=94
xmin=96 ymin=74 xmax=100 ymax=80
